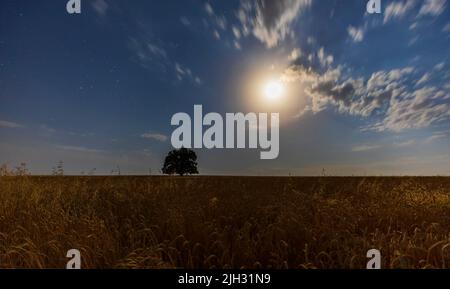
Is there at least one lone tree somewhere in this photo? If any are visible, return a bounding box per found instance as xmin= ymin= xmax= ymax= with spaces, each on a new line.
xmin=162 ymin=148 xmax=199 ymax=176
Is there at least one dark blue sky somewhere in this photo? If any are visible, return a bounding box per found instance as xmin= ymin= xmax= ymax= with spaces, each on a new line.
xmin=0 ymin=0 xmax=449 ymax=175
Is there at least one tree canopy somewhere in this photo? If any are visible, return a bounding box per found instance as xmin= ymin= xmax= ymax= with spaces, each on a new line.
xmin=161 ymin=148 xmax=199 ymax=176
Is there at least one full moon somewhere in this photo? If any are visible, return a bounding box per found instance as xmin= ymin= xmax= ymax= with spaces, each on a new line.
xmin=263 ymin=80 xmax=284 ymax=102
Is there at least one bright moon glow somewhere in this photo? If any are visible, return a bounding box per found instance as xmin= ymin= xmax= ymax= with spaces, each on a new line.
xmin=264 ymin=80 xmax=284 ymax=101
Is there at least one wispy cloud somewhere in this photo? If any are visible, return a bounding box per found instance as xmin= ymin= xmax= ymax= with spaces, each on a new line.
xmin=288 ymin=48 xmax=302 ymax=61
xmin=383 ymin=0 xmax=416 ymax=24
xmin=56 ymin=145 xmax=105 ymax=154
xmin=92 ymin=0 xmax=109 ymax=16
xmin=68 ymin=131 xmax=95 ymax=137
xmin=213 ymin=30 xmax=221 ymax=40
xmin=434 ymin=62 xmax=445 ymax=71
xmin=408 ymin=35 xmax=419 ymax=46
xmin=203 ymin=0 xmax=311 ymax=50
xmin=232 ymin=26 xmax=241 ymax=39
xmin=394 ymin=140 xmax=416 ymax=147
xmin=204 ymin=2 xmax=227 ymax=31
xmin=418 ymin=0 xmax=447 ymax=17
xmin=236 ymin=0 xmax=311 ymax=48
xmin=317 ymin=47 xmax=334 ymax=67
xmin=424 ymin=132 xmax=448 ymax=143
xmin=347 ymin=25 xmax=365 ymax=42
xmin=40 ymin=124 xmax=56 ymax=134
xmin=0 ymin=120 xmax=23 ymax=128
xmin=180 ymin=16 xmax=191 ymax=27
xmin=352 ymin=144 xmax=381 ymax=152
xmin=371 ymin=86 xmax=450 ymax=132
xmin=443 ymin=23 xmax=450 ymax=32
xmin=141 ymin=132 xmax=168 ymax=142
xmin=204 ymin=2 xmax=214 ymax=16
xmin=147 ymin=43 xmax=167 ymax=59
xmin=128 ymin=37 xmax=169 ymax=72
xmin=282 ymin=59 xmax=450 ymax=132
xmin=129 ymin=37 xmax=201 ymax=85
xmin=175 ymin=62 xmax=202 ymax=85
xmin=415 ymin=72 xmax=431 ymax=86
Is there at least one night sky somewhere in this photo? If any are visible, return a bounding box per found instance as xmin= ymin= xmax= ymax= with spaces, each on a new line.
xmin=0 ymin=0 xmax=449 ymax=175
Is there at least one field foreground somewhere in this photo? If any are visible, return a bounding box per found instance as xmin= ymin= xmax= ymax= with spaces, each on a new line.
xmin=1 ymin=176 xmax=450 ymax=269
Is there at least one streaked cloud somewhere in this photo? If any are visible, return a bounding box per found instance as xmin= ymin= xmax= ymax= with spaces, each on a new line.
xmin=442 ymin=22 xmax=450 ymax=32
xmin=204 ymin=2 xmax=227 ymax=32
xmin=418 ymin=0 xmax=447 ymax=17
xmin=373 ymin=86 xmax=450 ymax=132
xmin=147 ymin=43 xmax=167 ymax=59
xmin=317 ymin=47 xmax=334 ymax=67
xmin=233 ymin=40 xmax=242 ymax=50
xmin=424 ymin=132 xmax=448 ymax=143
xmin=204 ymin=2 xmax=214 ymax=16
xmin=288 ymin=48 xmax=302 ymax=61
xmin=0 ymin=120 xmax=23 ymax=128
xmin=56 ymin=145 xmax=105 ymax=154
xmin=282 ymin=57 xmax=449 ymax=132
xmin=347 ymin=25 xmax=365 ymax=42
xmin=180 ymin=16 xmax=191 ymax=27
xmin=352 ymin=144 xmax=381 ymax=152
xmin=383 ymin=0 xmax=416 ymax=24
xmin=409 ymin=22 xmax=419 ymax=30
xmin=129 ymin=37 xmax=201 ymax=85
xmin=434 ymin=62 xmax=445 ymax=71
xmin=92 ymin=0 xmax=108 ymax=16
xmin=141 ymin=132 xmax=168 ymax=142
xmin=394 ymin=140 xmax=416 ymax=147
xmin=415 ymin=72 xmax=431 ymax=86
xmin=213 ymin=30 xmax=221 ymax=40
xmin=236 ymin=0 xmax=311 ymax=48
xmin=175 ymin=62 xmax=202 ymax=85
xmin=128 ymin=37 xmax=169 ymax=71
xmin=232 ymin=26 xmax=241 ymax=39
xmin=39 ymin=124 xmax=56 ymax=134
xmin=408 ymin=35 xmax=419 ymax=46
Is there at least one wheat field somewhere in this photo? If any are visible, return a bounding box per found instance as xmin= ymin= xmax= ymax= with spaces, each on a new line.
xmin=1 ymin=175 xmax=450 ymax=269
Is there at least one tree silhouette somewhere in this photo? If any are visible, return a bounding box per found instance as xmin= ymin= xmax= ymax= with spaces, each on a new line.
xmin=162 ymin=148 xmax=199 ymax=176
